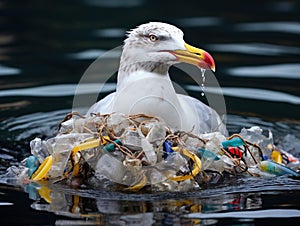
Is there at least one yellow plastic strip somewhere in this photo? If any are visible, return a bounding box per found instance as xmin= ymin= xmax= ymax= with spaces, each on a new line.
xmin=125 ymin=174 xmax=147 ymax=191
xmin=101 ymin=135 xmax=110 ymax=145
xmin=72 ymin=138 xmax=100 ymax=155
xmin=71 ymin=195 xmax=80 ymax=213
xmin=71 ymin=138 xmax=101 ymax=177
xmin=38 ymin=186 xmax=52 ymax=203
xmin=73 ymin=163 xmax=80 ymax=177
xmin=170 ymin=147 xmax=202 ymax=181
xmin=31 ymin=155 xmax=53 ymax=181
xmin=271 ymin=150 xmax=283 ymax=164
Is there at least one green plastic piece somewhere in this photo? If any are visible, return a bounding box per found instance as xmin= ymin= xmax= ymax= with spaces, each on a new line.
xmin=222 ymin=138 xmax=244 ymax=149
xmin=198 ymin=148 xmax=220 ymax=160
xmin=102 ymin=139 xmax=122 ymax=152
xmin=26 ymin=155 xmax=39 ymax=177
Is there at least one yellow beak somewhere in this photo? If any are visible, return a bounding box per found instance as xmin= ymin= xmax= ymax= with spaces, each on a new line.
xmin=171 ymin=43 xmax=216 ymax=72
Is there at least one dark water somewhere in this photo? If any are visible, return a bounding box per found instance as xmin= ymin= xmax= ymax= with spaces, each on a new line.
xmin=0 ymin=0 xmax=300 ymax=225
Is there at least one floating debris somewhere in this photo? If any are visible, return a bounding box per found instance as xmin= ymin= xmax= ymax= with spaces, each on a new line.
xmin=2 ymin=112 xmax=300 ymax=192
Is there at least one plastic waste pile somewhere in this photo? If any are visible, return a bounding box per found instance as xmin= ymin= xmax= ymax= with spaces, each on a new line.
xmin=4 ymin=112 xmax=300 ymax=191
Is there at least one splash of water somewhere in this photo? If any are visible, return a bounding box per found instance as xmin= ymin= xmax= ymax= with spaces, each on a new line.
xmin=200 ymin=68 xmax=206 ymax=96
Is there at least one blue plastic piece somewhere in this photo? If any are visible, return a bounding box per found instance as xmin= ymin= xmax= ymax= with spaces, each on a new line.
xmin=197 ymin=148 xmax=220 ymax=160
xmin=102 ymin=139 xmax=122 ymax=152
xmin=222 ymin=138 xmax=244 ymax=149
xmin=24 ymin=183 xmax=40 ymax=200
xmin=26 ymin=155 xmax=39 ymax=177
xmin=260 ymin=160 xmax=300 ymax=177
xmin=262 ymin=155 xmax=268 ymax=161
xmin=163 ymin=140 xmax=174 ymax=159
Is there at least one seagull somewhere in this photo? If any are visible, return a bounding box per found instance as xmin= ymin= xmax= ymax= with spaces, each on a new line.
xmin=87 ymin=22 xmax=226 ymax=134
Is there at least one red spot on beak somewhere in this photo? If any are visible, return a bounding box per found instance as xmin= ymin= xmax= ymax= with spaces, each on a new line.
xmin=203 ymin=51 xmax=216 ymax=72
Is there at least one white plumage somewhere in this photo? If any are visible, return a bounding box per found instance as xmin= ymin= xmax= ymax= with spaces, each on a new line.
xmin=87 ymin=22 xmax=226 ymax=134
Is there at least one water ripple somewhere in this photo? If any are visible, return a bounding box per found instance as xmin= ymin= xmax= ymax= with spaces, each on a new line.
xmin=186 ymin=209 xmax=300 ymax=219
xmin=68 ymin=49 xmax=121 ymax=60
xmin=173 ymin=17 xmax=223 ymax=27
xmin=227 ymin=64 xmax=300 ymax=79
xmin=84 ymin=0 xmax=145 ymax=7
xmin=235 ymin=21 xmax=300 ymax=34
xmin=218 ymin=87 xmax=300 ymax=104
xmin=208 ymin=43 xmax=300 ymax=56
xmin=93 ymin=28 xmax=126 ymax=38
xmin=0 ymin=83 xmax=116 ymax=97
xmin=0 ymin=109 xmax=69 ymax=141
xmin=268 ymin=1 xmax=297 ymax=12
xmin=186 ymin=85 xmax=300 ymax=104
xmin=0 ymin=65 xmax=21 ymax=76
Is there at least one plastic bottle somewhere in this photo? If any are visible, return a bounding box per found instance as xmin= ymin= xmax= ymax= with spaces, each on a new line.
xmin=107 ymin=113 xmax=130 ymax=136
xmin=46 ymin=133 xmax=93 ymax=178
xmin=121 ymin=128 xmax=142 ymax=151
xmin=200 ymin=132 xmax=226 ymax=153
xmin=197 ymin=148 xmax=220 ymax=170
xmin=260 ymin=160 xmax=300 ymax=177
xmin=141 ymin=138 xmax=157 ymax=165
xmin=30 ymin=138 xmax=49 ymax=163
xmin=165 ymin=151 xmax=189 ymax=175
xmin=145 ymin=122 xmax=166 ymax=144
xmin=239 ymin=126 xmax=274 ymax=159
xmin=95 ymin=154 xmax=126 ymax=184
xmin=59 ymin=118 xmax=74 ymax=133
xmin=220 ymin=155 xmax=235 ymax=173
xmin=181 ymin=135 xmax=205 ymax=151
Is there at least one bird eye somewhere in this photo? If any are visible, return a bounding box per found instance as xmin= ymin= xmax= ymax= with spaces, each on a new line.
xmin=149 ymin=34 xmax=158 ymax=42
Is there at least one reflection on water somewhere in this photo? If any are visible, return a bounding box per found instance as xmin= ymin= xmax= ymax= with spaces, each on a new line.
xmin=0 ymin=83 xmax=115 ymax=97
xmin=227 ymin=64 xmax=300 ymax=79
xmin=0 ymin=65 xmax=21 ymax=76
xmin=208 ymin=43 xmax=300 ymax=56
xmin=174 ymin=17 xmax=223 ymax=27
xmin=84 ymin=0 xmax=146 ymax=8
xmin=187 ymin=85 xmax=300 ymax=104
xmin=1 ymin=178 xmax=300 ymax=225
xmin=93 ymin=28 xmax=126 ymax=38
xmin=187 ymin=209 xmax=300 ymax=219
xmin=235 ymin=21 xmax=300 ymax=34
xmin=26 ymin=185 xmax=265 ymax=225
xmin=69 ymin=49 xmax=121 ymax=60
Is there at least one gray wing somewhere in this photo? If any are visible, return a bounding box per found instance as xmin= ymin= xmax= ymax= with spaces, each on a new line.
xmin=177 ymin=94 xmax=228 ymax=135
xmin=86 ymin=92 xmax=116 ymax=115
xmin=86 ymin=92 xmax=227 ymax=135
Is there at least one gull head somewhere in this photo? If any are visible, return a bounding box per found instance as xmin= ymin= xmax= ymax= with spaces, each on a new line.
xmin=119 ymin=22 xmax=215 ymax=76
